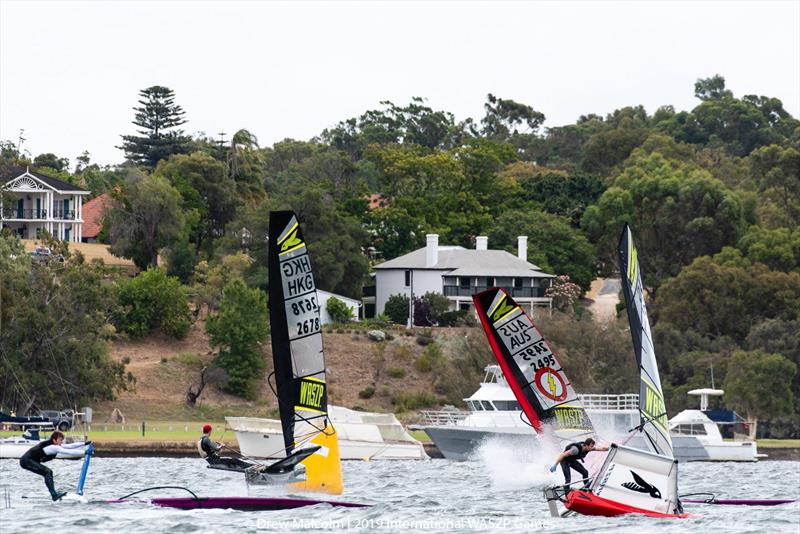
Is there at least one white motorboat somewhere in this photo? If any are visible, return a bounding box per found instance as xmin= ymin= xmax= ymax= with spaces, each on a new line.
xmin=668 ymin=388 xmax=761 ymax=462
xmin=226 ymin=405 xmax=428 ymax=460
xmin=0 ymin=431 xmax=86 ymax=460
xmin=418 ymin=365 xmax=640 ymax=460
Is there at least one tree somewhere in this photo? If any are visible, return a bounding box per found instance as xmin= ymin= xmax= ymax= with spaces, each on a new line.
xmin=747 ymin=144 xmax=800 ymax=227
xmin=156 ymin=152 xmax=237 ymax=256
xmin=656 ymin=250 xmax=800 ymax=342
xmin=479 ymin=93 xmax=546 ymax=138
xmin=119 ymin=86 xmax=192 ymax=169
xmin=489 ymin=208 xmax=596 ymax=290
xmin=545 ymin=275 xmax=582 ymax=312
xmin=724 ymin=350 xmax=796 ymax=438
xmin=326 ymin=296 xmax=353 ymax=324
xmin=116 ymin=267 xmax=191 ymax=339
xmin=106 ymin=173 xmax=184 ymax=268
xmin=738 ymin=226 xmax=800 ymax=272
xmin=582 ymin=153 xmax=745 ymax=287
xmin=694 ymin=75 xmax=733 ymax=101
xmin=385 ymin=294 xmax=410 ymax=324
xmin=206 ymin=279 xmax=268 ymax=399
xmin=33 ymin=153 xmax=69 ymax=173
xmin=0 ymin=240 xmax=127 ymax=413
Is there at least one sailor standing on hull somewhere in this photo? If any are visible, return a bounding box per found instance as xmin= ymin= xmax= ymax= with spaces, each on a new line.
xmin=19 ymin=431 xmax=89 ymax=501
xmin=549 ymin=437 xmax=610 ymax=493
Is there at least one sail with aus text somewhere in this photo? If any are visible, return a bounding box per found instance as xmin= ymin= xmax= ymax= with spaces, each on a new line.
xmin=472 ymin=287 xmax=593 ymax=437
xmin=268 ymin=211 xmax=342 ymax=495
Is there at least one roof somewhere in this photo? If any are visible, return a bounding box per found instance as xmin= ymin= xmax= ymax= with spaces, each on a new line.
xmin=374 ymin=247 xmax=554 ymax=278
xmin=82 ymin=193 xmax=111 ymax=238
xmin=1 ymin=166 xmax=90 ymax=193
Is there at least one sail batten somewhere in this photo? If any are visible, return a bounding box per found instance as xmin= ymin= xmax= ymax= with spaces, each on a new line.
xmin=473 ymin=288 xmax=594 ymax=437
xmin=617 ymin=224 xmax=673 ymax=458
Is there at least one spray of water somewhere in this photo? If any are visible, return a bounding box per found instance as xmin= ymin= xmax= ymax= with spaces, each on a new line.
xmin=473 ymin=435 xmax=561 ymax=491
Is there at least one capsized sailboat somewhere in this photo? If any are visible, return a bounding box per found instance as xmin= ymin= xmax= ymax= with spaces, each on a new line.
xmin=561 ymin=224 xmax=686 ymax=518
xmin=472 ymin=288 xmax=595 ymax=440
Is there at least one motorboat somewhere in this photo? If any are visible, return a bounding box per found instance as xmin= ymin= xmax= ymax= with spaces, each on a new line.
xmin=227 ymin=405 xmax=428 ymax=460
xmin=668 ymin=388 xmax=761 ymax=462
xmin=418 ymin=365 xmax=640 ymax=460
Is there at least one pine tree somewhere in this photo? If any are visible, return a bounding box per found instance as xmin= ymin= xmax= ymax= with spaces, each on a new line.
xmin=119 ymin=86 xmax=192 ymax=168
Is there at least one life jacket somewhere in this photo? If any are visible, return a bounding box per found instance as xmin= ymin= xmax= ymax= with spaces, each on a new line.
xmin=563 ymin=441 xmax=589 ymax=461
xmin=198 ymin=435 xmax=217 ymax=458
xmin=21 ymin=439 xmax=57 ymax=463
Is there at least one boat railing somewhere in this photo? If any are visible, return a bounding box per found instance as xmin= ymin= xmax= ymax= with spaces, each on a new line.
xmin=416 ymin=410 xmax=470 ymax=426
xmin=578 ymin=394 xmax=639 ymax=411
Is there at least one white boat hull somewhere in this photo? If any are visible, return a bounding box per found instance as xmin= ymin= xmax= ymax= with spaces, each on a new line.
xmin=0 ymin=438 xmax=85 ymax=460
xmin=227 ymin=408 xmax=428 ymax=460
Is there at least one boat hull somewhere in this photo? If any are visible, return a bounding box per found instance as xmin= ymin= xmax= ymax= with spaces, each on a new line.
xmin=565 ymin=490 xmax=689 ymax=518
xmin=108 ymin=496 xmax=368 ymax=511
xmin=422 ymin=426 xmax=532 ymax=460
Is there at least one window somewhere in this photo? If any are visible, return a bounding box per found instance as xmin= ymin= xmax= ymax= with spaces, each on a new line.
xmin=404 ymin=270 xmax=411 ymax=287
xmin=485 ymin=277 xmax=494 ymax=287
xmin=472 ymin=401 xmax=483 ymax=411
xmin=493 ymin=401 xmax=521 ymax=411
xmin=459 ymin=302 xmax=470 ymax=311
xmin=514 ymin=277 xmax=523 ymax=288
xmin=460 ymin=276 xmax=470 ymax=288
xmin=481 ymin=401 xmax=494 ymax=411
xmin=672 ymin=424 xmax=707 ymax=436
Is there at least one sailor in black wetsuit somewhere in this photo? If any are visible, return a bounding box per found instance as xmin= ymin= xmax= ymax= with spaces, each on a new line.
xmin=20 ymin=430 xmax=88 ymax=501
xmin=198 ymin=424 xmax=223 ymax=460
xmin=550 ymin=437 xmax=610 ymax=493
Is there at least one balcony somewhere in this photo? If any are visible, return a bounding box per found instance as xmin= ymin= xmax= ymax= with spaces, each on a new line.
xmin=2 ymin=208 xmax=48 ymax=220
xmin=53 ymin=210 xmax=76 ymax=220
xmin=443 ymin=285 xmax=548 ymax=298
xmin=362 ymin=285 xmax=376 ymax=298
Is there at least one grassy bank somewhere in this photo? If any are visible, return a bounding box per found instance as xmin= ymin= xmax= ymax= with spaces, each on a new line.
xmin=756 ymin=439 xmax=800 ymax=448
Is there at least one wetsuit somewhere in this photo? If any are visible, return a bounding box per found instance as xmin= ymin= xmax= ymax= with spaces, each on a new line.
xmin=20 ymin=439 xmax=85 ymax=499
xmin=199 ymin=435 xmax=222 ymax=459
xmin=560 ymin=441 xmax=590 ymax=491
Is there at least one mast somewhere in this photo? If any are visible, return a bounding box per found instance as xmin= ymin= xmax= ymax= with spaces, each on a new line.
xmin=473 ymin=288 xmax=593 ymax=437
xmin=617 ymin=224 xmax=673 ymax=458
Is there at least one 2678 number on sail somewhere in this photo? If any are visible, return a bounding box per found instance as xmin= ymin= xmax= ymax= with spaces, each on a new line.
xmin=296 ymin=318 xmax=320 ymax=336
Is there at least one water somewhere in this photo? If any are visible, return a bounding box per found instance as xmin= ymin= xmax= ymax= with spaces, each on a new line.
xmin=1 ymin=455 xmax=798 ymax=533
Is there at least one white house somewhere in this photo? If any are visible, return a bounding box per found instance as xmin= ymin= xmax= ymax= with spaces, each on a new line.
xmin=367 ymin=234 xmax=554 ymax=318
xmin=1 ymin=167 xmax=90 ymax=242
xmin=317 ymin=289 xmax=361 ymax=324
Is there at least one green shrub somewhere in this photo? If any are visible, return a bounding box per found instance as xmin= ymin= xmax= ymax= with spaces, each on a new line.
xmin=388 ymin=367 xmax=406 ymax=379
xmin=326 ymin=296 xmax=354 ymax=323
xmin=414 ymin=343 xmax=443 ymax=372
xmin=392 ymin=392 xmax=437 ymax=412
xmin=174 ymin=352 xmax=203 ymax=367
xmin=438 ymin=310 xmax=468 ymax=327
xmin=416 ymin=329 xmax=434 ymax=346
xmin=385 ymin=294 xmax=410 ymax=324
xmin=206 ymin=279 xmax=268 ymax=400
xmin=358 ymin=386 xmax=376 ymax=399
xmin=116 ymin=267 xmax=191 ymax=339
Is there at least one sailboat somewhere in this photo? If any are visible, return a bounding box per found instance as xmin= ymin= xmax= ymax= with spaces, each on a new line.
xmin=472 ymin=288 xmax=595 ymax=441
xmin=243 ymin=211 xmax=344 ymax=494
xmin=558 ymin=224 xmax=685 ymax=518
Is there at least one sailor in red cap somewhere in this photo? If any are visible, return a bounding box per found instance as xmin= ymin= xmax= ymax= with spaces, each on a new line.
xmin=198 ymin=424 xmax=223 ymax=459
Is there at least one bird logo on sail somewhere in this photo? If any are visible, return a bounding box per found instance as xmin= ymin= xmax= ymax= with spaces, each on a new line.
xmin=622 ymin=470 xmax=662 ymax=499
xmin=279 ymin=225 xmax=305 ymax=255
xmin=490 ymin=297 xmax=516 ymax=323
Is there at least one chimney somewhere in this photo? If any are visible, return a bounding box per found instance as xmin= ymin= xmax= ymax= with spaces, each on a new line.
xmin=475 ymin=236 xmax=488 ymax=251
xmin=518 ymin=236 xmax=528 ymax=262
xmin=426 ymin=234 xmax=439 ymax=267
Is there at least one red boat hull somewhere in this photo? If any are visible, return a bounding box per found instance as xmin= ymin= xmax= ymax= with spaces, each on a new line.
xmin=565 ymin=490 xmax=690 ymax=518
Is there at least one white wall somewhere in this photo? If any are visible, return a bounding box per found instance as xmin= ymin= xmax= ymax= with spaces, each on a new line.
xmin=317 ymin=290 xmax=360 ymax=324
xmin=375 ymin=269 xmax=445 ymax=315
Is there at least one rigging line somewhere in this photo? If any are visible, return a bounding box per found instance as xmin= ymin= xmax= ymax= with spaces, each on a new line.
xmin=266 ymin=371 xmax=335 ymax=437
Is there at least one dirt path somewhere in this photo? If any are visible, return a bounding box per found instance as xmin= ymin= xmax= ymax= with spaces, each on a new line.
xmin=585 ymin=277 xmax=621 ymax=322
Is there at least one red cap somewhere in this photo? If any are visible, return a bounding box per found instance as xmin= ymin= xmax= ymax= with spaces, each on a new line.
xmin=202 ymin=424 xmax=212 ymax=434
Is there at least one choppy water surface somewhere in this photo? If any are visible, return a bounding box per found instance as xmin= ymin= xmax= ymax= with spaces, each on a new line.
xmin=1 ymin=451 xmax=798 ymax=533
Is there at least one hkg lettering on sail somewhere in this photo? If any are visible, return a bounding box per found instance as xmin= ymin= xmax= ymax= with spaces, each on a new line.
xmin=298 ymin=378 xmax=326 ymax=411
xmin=281 ymin=255 xmax=311 ymax=277
xmin=285 ymin=273 xmax=315 ymax=298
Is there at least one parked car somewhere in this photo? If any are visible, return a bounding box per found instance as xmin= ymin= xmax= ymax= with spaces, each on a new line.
xmin=38 ymin=410 xmax=73 ymax=431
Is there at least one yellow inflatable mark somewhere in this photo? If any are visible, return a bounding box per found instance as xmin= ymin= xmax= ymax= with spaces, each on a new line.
xmin=290 ymin=423 xmax=342 ymax=495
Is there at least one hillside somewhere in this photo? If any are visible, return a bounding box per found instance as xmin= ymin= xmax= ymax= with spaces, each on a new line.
xmin=94 ymin=319 xmax=471 ymax=423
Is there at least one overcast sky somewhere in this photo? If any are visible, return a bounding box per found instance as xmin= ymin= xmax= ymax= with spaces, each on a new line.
xmin=1 ymin=0 xmax=798 ymax=167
